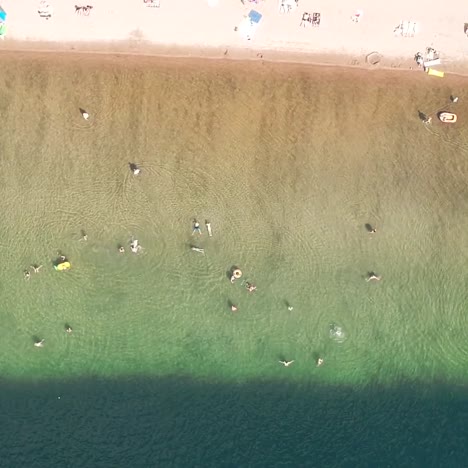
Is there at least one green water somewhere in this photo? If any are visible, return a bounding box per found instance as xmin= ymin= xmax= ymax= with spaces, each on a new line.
xmin=0 ymin=52 xmax=467 ymax=466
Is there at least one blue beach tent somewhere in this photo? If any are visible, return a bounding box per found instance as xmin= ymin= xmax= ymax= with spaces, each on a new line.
xmin=0 ymin=6 xmax=6 ymax=22
xmin=248 ymin=10 xmax=262 ymax=24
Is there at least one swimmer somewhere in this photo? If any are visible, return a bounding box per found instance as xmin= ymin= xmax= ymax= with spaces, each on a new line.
xmin=230 ymin=275 xmax=237 ymax=283
xmin=191 ymin=246 xmax=205 ymax=254
xmin=231 ymin=304 xmax=238 ymax=312
xmin=81 ymin=110 xmax=89 ymax=120
xmin=366 ymin=272 xmax=381 ymax=282
xmin=287 ymin=306 xmax=294 ymax=311
xmin=365 ymin=223 xmax=377 ymax=234
xmin=129 ymin=163 xmax=140 ymax=175
xmin=316 ymin=357 xmax=324 ymax=367
xmin=65 ymin=326 xmax=73 ymax=334
xmin=279 ymin=360 xmax=294 ymax=367
xmin=34 ymin=339 xmax=45 ymax=348
xmin=192 ymin=220 xmax=202 ymax=235
xmin=130 ymin=239 xmax=141 ymax=254
xmin=118 ymin=246 xmax=125 ymax=253
xmin=205 ymin=220 xmax=213 ymax=237
xmin=60 ymin=255 xmax=66 ymax=262
xmin=31 ymin=265 xmax=43 ymax=273
xmin=80 ymin=230 xmax=88 ymax=241
xmin=245 ymin=282 xmax=257 ymax=292
xmin=24 ymin=270 xmax=31 ymax=280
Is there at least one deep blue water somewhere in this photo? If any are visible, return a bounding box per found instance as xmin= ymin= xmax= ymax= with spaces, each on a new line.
xmin=1 ymin=377 xmax=467 ymax=467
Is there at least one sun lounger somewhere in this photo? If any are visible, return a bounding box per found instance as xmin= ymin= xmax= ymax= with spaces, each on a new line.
xmin=311 ymin=12 xmax=321 ymax=27
xmin=38 ymin=0 xmax=53 ymax=18
xmin=423 ymin=58 xmax=441 ymax=68
xmin=300 ymin=12 xmax=310 ymax=27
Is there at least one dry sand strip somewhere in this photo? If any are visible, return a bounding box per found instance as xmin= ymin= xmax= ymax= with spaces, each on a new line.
xmin=1 ymin=0 xmax=468 ymax=72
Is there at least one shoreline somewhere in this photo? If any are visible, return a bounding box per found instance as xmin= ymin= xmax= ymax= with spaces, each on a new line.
xmin=2 ymin=39 xmax=468 ymax=77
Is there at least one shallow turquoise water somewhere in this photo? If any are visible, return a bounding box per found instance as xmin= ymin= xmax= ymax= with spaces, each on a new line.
xmin=0 ymin=52 xmax=467 ymax=465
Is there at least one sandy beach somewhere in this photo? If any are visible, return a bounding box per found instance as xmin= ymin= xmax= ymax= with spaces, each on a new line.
xmin=1 ymin=0 xmax=468 ymax=72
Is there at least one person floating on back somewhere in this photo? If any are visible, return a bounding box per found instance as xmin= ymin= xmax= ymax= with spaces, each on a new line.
xmin=279 ymin=360 xmax=294 ymax=367
xmin=191 ymin=246 xmax=205 ymax=254
xmin=366 ymin=272 xmax=381 ymax=282
xmin=205 ymin=220 xmax=213 ymax=237
xmin=34 ymin=339 xmax=45 ymax=348
xmin=31 ymin=264 xmax=43 ymax=273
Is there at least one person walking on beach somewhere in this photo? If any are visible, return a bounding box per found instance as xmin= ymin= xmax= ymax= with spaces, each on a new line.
xmin=31 ymin=265 xmax=43 ymax=274
xmin=279 ymin=360 xmax=294 ymax=367
xmin=366 ymin=272 xmax=381 ymax=282
xmin=192 ymin=220 xmax=202 ymax=235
